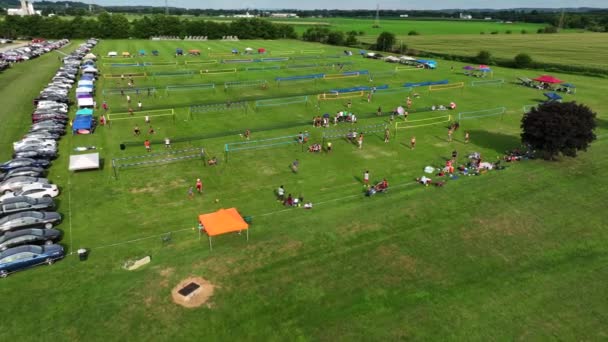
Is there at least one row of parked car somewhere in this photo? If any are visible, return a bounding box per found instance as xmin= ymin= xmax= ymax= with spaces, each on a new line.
xmin=0 ymin=38 xmax=99 ymax=278
xmin=1 ymin=39 xmax=70 ymax=64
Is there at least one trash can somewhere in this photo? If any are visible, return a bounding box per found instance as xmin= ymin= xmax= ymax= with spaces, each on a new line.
xmin=77 ymin=248 xmax=89 ymax=261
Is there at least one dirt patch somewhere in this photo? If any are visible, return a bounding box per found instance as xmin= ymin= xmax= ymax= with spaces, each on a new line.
xmin=129 ymin=186 xmax=158 ymax=194
xmin=160 ymin=267 xmax=174 ymax=277
xmin=171 ymin=276 xmax=215 ymax=308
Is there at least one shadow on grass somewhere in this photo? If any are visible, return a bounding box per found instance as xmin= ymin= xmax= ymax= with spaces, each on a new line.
xmin=468 ymin=129 xmax=521 ymax=155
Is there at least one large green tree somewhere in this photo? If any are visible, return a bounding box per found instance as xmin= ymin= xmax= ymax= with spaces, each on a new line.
xmin=376 ymin=31 xmax=395 ymax=51
xmin=521 ymin=102 xmax=597 ymax=160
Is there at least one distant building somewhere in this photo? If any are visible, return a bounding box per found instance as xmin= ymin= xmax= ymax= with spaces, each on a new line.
xmin=459 ymin=13 xmax=472 ymax=20
xmin=270 ymin=13 xmax=299 ymax=18
xmin=484 ymin=17 xmax=492 ymax=20
xmin=399 ymin=14 xmax=409 ymax=18
xmin=7 ymin=0 xmax=41 ymax=16
xmin=233 ymin=12 xmax=255 ymax=18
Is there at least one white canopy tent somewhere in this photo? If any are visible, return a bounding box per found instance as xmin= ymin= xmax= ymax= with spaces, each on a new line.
xmin=107 ymin=51 xmax=118 ymax=57
xmin=84 ymin=53 xmax=97 ymax=60
xmin=69 ymin=153 xmax=100 ymax=171
xmin=77 ymin=97 xmax=94 ymax=108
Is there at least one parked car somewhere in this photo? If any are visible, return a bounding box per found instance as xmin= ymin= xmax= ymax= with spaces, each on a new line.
xmin=0 ymin=228 xmax=62 ymax=251
xmin=2 ymin=166 xmax=45 ymax=180
xmin=0 ymin=158 xmax=50 ymax=171
xmin=0 ymin=176 xmax=49 ymax=194
xmin=0 ymin=183 xmax=59 ymax=201
xmin=0 ymin=196 xmax=55 ymax=216
xmin=0 ymin=244 xmax=65 ymax=277
xmin=13 ymin=147 xmax=58 ymax=160
xmin=14 ymin=138 xmax=56 ymax=151
xmin=0 ymin=211 xmax=62 ymax=231
xmin=22 ymin=132 xmax=61 ymax=141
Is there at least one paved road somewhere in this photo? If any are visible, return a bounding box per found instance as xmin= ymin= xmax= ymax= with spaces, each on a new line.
xmin=0 ymin=42 xmax=29 ymax=53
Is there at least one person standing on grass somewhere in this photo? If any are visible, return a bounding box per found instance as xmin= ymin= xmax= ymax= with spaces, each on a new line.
xmin=120 ymin=89 xmax=125 ymax=97
xmin=291 ymin=159 xmax=299 ymax=173
xmin=277 ymin=185 xmax=285 ymax=201
xmin=452 ymin=150 xmax=458 ymax=162
xmin=128 ymin=107 xmax=134 ymax=116
xmin=188 ymin=186 xmax=194 ymax=199
xmin=133 ymin=125 xmax=140 ymax=136
xmin=364 ymin=170 xmax=370 ymax=185
xmin=126 ymin=94 xmax=131 ymax=104
xmin=377 ymin=106 xmax=382 ymax=116
xmin=465 ymin=131 xmax=470 ymax=144
xmin=144 ymin=139 xmax=151 ymax=152
xmin=447 ymin=127 xmax=453 ymax=142
xmin=164 ymin=137 xmax=171 ymax=148
xmin=138 ymin=101 xmax=143 ymax=111
xmin=384 ymin=127 xmax=390 ymax=143
xmin=406 ymin=96 xmax=412 ymax=110
xmin=367 ymin=92 xmax=372 ymax=103
xmin=196 ymin=178 xmax=203 ymax=193
xmin=102 ymin=101 xmax=108 ymax=112
xmin=244 ymin=129 xmax=251 ymax=140
xmin=145 ymin=115 xmax=150 ymax=124
xmin=410 ymin=136 xmax=416 ymax=150
xmin=121 ymin=74 xmax=125 ymax=81
xmin=326 ymin=141 xmax=332 ymax=152
xmin=358 ymin=133 xmax=364 ymax=149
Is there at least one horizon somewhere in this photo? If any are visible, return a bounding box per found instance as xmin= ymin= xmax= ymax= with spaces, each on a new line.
xmin=72 ymin=0 xmax=608 ymax=11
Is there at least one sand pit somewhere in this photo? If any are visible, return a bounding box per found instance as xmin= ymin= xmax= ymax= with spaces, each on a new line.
xmin=171 ymin=276 xmax=215 ymax=308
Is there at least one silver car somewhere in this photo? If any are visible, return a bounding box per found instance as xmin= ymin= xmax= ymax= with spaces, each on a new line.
xmin=0 ymin=177 xmax=49 ymax=194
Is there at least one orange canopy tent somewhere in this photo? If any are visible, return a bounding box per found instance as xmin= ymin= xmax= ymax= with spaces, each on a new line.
xmin=198 ymin=208 xmax=249 ymax=250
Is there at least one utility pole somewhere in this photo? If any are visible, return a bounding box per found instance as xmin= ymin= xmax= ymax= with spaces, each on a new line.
xmin=558 ymin=8 xmax=565 ymax=31
xmin=165 ymin=0 xmax=169 ymax=15
xmin=373 ymin=4 xmax=380 ymax=28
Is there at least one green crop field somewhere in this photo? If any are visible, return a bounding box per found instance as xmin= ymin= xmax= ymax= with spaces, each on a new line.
xmin=365 ymin=32 xmax=608 ymax=70
xmin=0 ymin=38 xmax=607 ymax=340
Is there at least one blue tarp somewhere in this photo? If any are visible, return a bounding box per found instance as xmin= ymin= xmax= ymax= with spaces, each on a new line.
xmin=76 ymin=109 xmax=93 ymax=116
xmin=403 ymin=79 xmax=449 ymax=87
xmin=276 ymin=74 xmax=325 ymax=81
xmin=342 ymin=70 xmax=369 ymax=76
xmin=72 ymin=115 xmax=93 ymax=132
xmin=544 ymin=92 xmax=562 ymax=101
xmin=415 ymin=59 xmax=437 ymax=69
xmin=329 ymin=84 xmax=389 ymax=93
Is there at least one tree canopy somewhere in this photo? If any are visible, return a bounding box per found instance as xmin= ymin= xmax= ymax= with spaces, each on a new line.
xmin=376 ymin=31 xmax=395 ymax=52
xmin=521 ymin=102 xmax=597 ymax=160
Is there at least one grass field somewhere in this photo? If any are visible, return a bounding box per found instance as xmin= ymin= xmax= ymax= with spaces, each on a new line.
xmin=365 ymin=32 xmax=608 ymax=70
xmin=0 ymin=38 xmax=607 ymax=340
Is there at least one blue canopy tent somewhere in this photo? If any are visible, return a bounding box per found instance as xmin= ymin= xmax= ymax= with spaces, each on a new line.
xmin=139 ymin=49 xmax=146 ymax=56
xmin=81 ymin=74 xmax=95 ymax=81
xmin=544 ymin=92 xmax=563 ymax=102
xmin=415 ymin=59 xmax=437 ymax=69
xmin=359 ymin=50 xmax=367 ymax=55
xmin=72 ymin=114 xmax=93 ymax=134
xmin=152 ymin=50 xmax=159 ymax=56
xmin=231 ymin=48 xmax=239 ymax=54
xmin=176 ymin=48 xmax=183 ymax=56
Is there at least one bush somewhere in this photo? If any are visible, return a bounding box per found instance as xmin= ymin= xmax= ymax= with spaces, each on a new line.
xmin=513 ymin=53 xmax=533 ymax=68
xmin=408 ymin=30 xmax=420 ymax=36
xmin=537 ymin=28 xmax=544 ymax=33
xmin=521 ymin=29 xmax=528 ymax=34
xmin=542 ymin=26 xmax=558 ymax=33
xmin=491 ymin=31 xmax=499 ymax=35
xmin=505 ymin=30 xmax=512 ymax=34
xmin=480 ymin=31 xmax=485 ymax=35
xmin=476 ymin=50 xmax=492 ymax=65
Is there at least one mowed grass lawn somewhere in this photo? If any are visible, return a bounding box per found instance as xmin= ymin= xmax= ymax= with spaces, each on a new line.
xmin=0 ymin=39 xmax=607 ymax=340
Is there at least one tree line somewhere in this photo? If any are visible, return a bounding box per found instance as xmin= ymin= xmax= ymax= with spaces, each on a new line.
xmin=0 ymin=14 xmax=297 ymax=39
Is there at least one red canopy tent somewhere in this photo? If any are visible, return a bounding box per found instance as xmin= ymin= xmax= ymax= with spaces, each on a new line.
xmin=258 ymin=48 xmax=266 ymax=54
xmin=533 ymin=75 xmax=563 ymax=84
xmin=198 ymin=208 xmax=249 ymax=250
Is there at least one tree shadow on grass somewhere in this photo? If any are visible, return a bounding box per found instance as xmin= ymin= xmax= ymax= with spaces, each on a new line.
xmin=595 ymin=118 xmax=608 ymax=132
xmin=468 ymin=129 xmax=521 ymax=155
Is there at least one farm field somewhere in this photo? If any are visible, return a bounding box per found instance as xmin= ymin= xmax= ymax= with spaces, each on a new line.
xmin=0 ymin=38 xmax=607 ymax=340
xmin=370 ymin=32 xmax=608 ymax=70
xmin=205 ymin=17 xmax=547 ymax=36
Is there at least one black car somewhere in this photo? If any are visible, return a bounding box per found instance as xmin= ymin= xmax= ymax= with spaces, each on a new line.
xmin=0 ymin=211 xmax=62 ymax=232
xmin=0 ymin=244 xmax=65 ymax=277
xmin=0 ymin=228 xmax=62 ymax=251
xmin=0 ymin=196 xmax=55 ymax=216
xmin=0 ymin=158 xmax=50 ymax=171
xmin=3 ymin=167 xmax=45 ymax=179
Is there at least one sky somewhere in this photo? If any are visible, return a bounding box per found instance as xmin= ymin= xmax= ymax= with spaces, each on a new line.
xmin=90 ymin=0 xmax=607 ymax=10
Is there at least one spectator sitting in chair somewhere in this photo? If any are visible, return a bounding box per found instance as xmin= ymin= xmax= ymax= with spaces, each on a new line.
xmin=207 ymin=156 xmax=218 ymax=166
xmin=417 ymin=176 xmax=432 ymax=186
xmin=308 ymin=144 xmax=322 ymax=152
xmin=283 ymin=194 xmax=293 ymax=206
